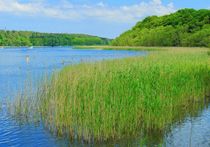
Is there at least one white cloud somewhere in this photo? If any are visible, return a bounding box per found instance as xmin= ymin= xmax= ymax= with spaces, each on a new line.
xmin=0 ymin=0 xmax=176 ymax=22
xmin=97 ymin=2 xmax=105 ymax=7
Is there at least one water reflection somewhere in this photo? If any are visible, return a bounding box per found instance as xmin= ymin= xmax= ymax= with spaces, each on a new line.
xmin=0 ymin=47 xmax=209 ymax=147
xmin=0 ymin=47 xmax=145 ymax=147
xmin=64 ymin=97 xmax=209 ymax=147
xmin=86 ymin=97 xmax=210 ymax=147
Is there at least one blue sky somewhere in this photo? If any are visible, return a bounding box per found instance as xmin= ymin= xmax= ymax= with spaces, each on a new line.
xmin=0 ymin=0 xmax=209 ymax=38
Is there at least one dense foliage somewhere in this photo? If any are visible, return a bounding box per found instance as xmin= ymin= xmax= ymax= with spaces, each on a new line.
xmin=0 ymin=30 xmax=110 ymax=46
xmin=112 ymin=9 xmax=210 ymax=47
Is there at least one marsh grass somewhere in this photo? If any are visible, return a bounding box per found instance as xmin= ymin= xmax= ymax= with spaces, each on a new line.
xmin=73 ymin=45 xmax=162 ymax=51
xmin=73 ymin=45 xmax=207 ymax=51
xmin=10 ymin=48 xmax=210 ymax=143
xmin=207 ymin=50 xmax=210 ymax=56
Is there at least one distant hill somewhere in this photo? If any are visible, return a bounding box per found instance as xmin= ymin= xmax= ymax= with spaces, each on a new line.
xmin=0 ymin=30 xmax=111 ymax=47
xmin=112 ymin=9 xmax=210 ymax=47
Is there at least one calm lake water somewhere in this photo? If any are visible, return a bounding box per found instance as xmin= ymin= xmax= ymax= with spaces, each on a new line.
xmin=0 ymin=47 xmax=209 ymax=147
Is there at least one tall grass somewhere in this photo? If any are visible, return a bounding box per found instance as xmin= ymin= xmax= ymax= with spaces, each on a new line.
xmin=207 ymin=50 xmax=210 ymax=56
xmin=10 ymin=48 xmax=210 ymax=142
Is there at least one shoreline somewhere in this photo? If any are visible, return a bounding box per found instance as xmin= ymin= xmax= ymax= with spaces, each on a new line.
xmin=1 ymin=45 xmax=209 ymax=51
xmin=0 ymin=46 xmax=72 ymax=48
xmin=73 ymin=45 xmax=209 ymax=51
xmin=10 ymin=47 xmax=210 ymax=143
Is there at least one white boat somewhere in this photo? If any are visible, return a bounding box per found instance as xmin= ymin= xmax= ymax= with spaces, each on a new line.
xmin=28 ymin=46 xmax=33 ymax=49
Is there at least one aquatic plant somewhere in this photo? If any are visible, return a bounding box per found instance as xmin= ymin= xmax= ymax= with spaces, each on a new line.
xmin=10 ymin=48 xmax=210 ymax=142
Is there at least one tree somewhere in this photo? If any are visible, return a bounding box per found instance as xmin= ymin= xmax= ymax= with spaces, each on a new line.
xmin=112 ymin=9 xmax=210 ymax=47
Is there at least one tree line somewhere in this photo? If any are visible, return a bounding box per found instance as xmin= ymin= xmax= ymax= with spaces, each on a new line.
xmin=112 ymin=9 xmax=210 ymax=47
xmin=0 ymin=31 xmax=110 ymax=46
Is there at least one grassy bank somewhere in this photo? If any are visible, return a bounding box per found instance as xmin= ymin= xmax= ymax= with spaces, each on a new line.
xmin=73 ymin=45 xmax=164 ymax=50
xmin=11 ymin=47 xmax=210 ymax=143
xmin=73 ymin=45 xmax=207 ymax=51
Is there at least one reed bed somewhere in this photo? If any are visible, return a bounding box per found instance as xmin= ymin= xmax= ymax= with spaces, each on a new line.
xmin=207 ymin=50 xmax=210 ymax=56
xmin=10 ymin=48 xmax=210 ymax=142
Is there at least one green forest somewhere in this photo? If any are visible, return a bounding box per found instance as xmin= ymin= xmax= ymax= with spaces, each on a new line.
xmin=112 ymin=9 xmax=210 ymax=47
xmin=0 ymin=31 xmax=110 ymax=46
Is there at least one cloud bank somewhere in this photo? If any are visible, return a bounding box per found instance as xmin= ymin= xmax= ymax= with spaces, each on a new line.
xmin=0 ymin=0 xmax=176 ymax=22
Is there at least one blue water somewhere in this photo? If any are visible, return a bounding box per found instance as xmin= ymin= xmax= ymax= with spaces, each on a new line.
xmin=0 ymin=47 xmax=146 ymax=147
xmin=0 ymin=47 xmax=209 ymax=147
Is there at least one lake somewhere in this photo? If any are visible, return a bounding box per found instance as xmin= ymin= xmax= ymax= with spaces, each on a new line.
xmin=0 ymin=47 xmax=209 ymax=147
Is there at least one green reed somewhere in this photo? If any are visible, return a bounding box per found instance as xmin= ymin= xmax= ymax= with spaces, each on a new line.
xmin=10 ymin=48 xmax=210 ymax=142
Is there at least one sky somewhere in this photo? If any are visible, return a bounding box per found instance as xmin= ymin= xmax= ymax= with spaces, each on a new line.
xmin=0 ymin=0 xmax=209 ymax=38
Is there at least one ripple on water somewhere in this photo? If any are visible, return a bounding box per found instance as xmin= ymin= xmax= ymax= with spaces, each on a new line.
xmin=0 ymin=47 xmax=145 ymax=146
xmin=164 ymin=106 xmax=210 ymax=147
xmin=0 ymin=47 xmax=209 ymax=146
